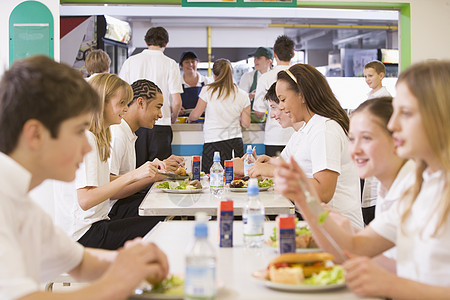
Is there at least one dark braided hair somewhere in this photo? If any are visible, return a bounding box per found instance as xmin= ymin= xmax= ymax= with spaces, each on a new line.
xmin=130 ymin=79 xmax=162 ymax=106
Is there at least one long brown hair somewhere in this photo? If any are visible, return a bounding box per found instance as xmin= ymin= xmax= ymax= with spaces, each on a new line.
xmin=207 ymin=59 xmax=236 ymax=100
xmin=88 ymin=73 xmax=133 ymax=161
xmin=277 ymin=63 xmax=349 ymax=134
xmin=397 ymin=61 xmax=450 ymax=235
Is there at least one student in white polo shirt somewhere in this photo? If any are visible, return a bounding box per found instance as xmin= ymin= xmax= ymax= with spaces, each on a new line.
xmin=0 ymin=56 xmax=168 ymax=299
xmin=109 ymin=79 xmax=183 ymax=220
xmin=273 ymin=61 xmax=450 ymax=299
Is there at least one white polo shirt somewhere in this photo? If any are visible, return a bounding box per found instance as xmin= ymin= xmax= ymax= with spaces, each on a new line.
xmin=199 ymin=85 xmax=250 ymax=143
xmin=119 ymin=49 xmax=183 ymax=125
xmin=370 ymin=168 xmax=450 ymax=286
xmin=0 ymin=153 xmax=83 ymax=299
xmin=238 ymin=70 xmax=261 ymax=92
xmin=109 ymin=119 xmax=138 ymax=208
xmin=54 ymin=131 xmax=111 ymax=241
xmin=367 ymin=86 xmax=391 ymax=100
xmin=280 ymin=127 xmax=303 ymax=161
xmin=291 ymin=114 xmax=363 ymax=230
xmin=253 ymin=65 xmax=294 ymax=146
xmin=373 ymin=159 xmax=415 ymax=259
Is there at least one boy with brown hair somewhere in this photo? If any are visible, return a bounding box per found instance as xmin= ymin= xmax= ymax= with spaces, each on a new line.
xmin=364 ymin=60 xmax=391 ymax=99
xmin=85 ymin=49 xmax=111 ymax=76
xmin=0 ymin=56 xmax=168 ymax=299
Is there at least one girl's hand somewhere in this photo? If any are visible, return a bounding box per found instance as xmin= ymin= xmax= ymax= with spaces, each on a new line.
xmin=271 ymin=156 xmax=309 ymax=205
xmin=256 ymin=154 xmax=271 ymax=163
xmin=248 ymin=162 xmax=274 ymax=178
xmin=343 ymin=252 xmax=393 ymax=297
xmin=133 ymin=161 xmax=158 ymax=181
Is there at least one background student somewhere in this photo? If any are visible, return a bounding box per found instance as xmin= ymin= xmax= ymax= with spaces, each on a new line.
xmin=120 ymin=26 xmax=183 ymax=163
xmin=0 ymin=56 xmax=168 ymax=299
xmin=55 ymin=73 xmax=162 ymax=250
xmin=273 ymin=60 xmax=450 ymax=299
xmin=84 ymin=49 xmax=111 ymax=77
xmin=109 ymin=79 xmax=183 ymax=220
xmin=188 ymin=58 xmax=250 ymax=171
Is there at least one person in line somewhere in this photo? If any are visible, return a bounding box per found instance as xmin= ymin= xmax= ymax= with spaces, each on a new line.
xmin=109 ymin=79 xmax=184 ymax=220
xmin=273 ymin=60 xmax=450 ymax=299
xmin=85 ymin=49 xmax=111 ymax=78
xmin=179 ymin=51 xmax=212 ymax=112
xmin=0 ymin=56 xmax=168 ymax=299
xmin=239 ymin=46 xmax=273 ymax=122
xmin=188 ymin=58 xmax=250 ymax=171
xmin=253 ymin=35 xmax=295 ymax=156
xmin=54 ymin=73 xmax=162 ymax=250
xmin=119 ymin=26 xmax=183 ymax=163
xmin=273 ymin=64 xmax=364 ymax=230
xmin=361 ymin=60 xmax=392 ymax=224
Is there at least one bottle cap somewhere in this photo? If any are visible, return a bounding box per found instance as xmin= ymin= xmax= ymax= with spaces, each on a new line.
xmin=247 ymin=178 xmax=259 ymax=195
xmin=246 ymin=145 xmax=252 ymax=154
xmin=213 ymin=151 xmax=220 ymax=162
xmin=194 ymin=222 xmax=208 ymax=238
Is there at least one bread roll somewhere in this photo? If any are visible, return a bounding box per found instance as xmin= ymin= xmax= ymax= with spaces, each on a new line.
xmin=269 ymin=266 xmax=304 ymax=284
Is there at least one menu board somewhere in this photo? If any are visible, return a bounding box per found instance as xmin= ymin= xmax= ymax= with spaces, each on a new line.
xmin=182 ymin=0 xmax=296 ymax=7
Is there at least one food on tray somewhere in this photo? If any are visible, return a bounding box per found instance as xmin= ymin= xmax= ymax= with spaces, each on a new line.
xmin=266 ymin=252 xmax=344 ymax=285
xmin=230 ymin=176 xmax=273 ymax=189
xmin=156 ymin=179 xmax=203 ymax=190
xmin=175 ymin=167 xmax=187 ymax=176
xmin=267 ymin=220 xmax=319 ymax=249
xmin=145 ymin=275 xmax=184 ymax=295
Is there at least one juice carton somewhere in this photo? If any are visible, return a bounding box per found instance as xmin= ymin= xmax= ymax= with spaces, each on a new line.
xmin=191 ymin=156 xmax=201 ymax=181
xmin=224 ymin=160 xmax=233 ymax=186
xmin=218 ymin=200 xmax=233 ymax=247
xmin=276 ymin=215 xmax=296 ymax=254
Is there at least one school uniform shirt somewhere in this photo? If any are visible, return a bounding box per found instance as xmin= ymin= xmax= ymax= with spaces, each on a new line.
xmin=361 ymin=177 xmax=379 ymax=208
xmin=182 ymin=72 xmax=212 ymax=88
xmin=239 ymin=70 xmax=261 ymax=92
xmin=373 ymin=159 xmax=415 ymax=259
xmin=0 ymin=153 xmax=84 ymax=299
xmin=370 ymin=168 xmax=450 ymax=286
xmin=54 ymin=131 xmax=111 ymax=241
xmin=291 ymin=114 xmax=364 ymax=230
xmin=253 ymin=65 xmax=295 ymax=146
xmin=119 ymin=49 xmax=183 ymax=125
xmin=199 ymin=85 xmax=250 ymax=143
xmin=367 ymin=86 xmax=391 ymax=99
xmin=280 ymin=127 xmax=303 ymax=161
xmin=109 ymin=119 xmax=137 ymax=208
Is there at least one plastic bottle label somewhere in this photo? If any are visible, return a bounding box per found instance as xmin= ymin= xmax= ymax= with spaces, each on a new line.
xmin=243 ymin=162 xmax=254 ymax=176
xmin=210 ymin=173 xmax=224 ymax=188
xmin=243 ymin=214 xmax=264 ymax=236
xmin=185 ymin=265 xmax=216 ymax=298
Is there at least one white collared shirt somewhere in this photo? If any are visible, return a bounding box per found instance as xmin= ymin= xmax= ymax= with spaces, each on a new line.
xmin=253 ymin=65 xmax=295 ymax=146
xmin=290 ymin=114 xmax=364 ymax=230
xmin=119 ymin=49 xmax=183 ymax=125
xmin=54 ymin=131 xmax=110 ymax=240
xmin=371 ymin=168 xmax=450 ymax=285
xmin=0 ymin=153 xmax=83 ymax=299
xmin=238 ymin=70 xmax=260 ymax=92
xmin=367 ymin=86 xmax=391 ymax=99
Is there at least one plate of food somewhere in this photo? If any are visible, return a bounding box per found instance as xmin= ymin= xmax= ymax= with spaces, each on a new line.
xmin=252 ymin=252 xmax=346 ymax=292
xmin=265 ymin=220 xmax=321 ymax=253
xmin=229 ymin=177 xmax=273 ymax=192
xmin=156 ymin=179 xmax=205 ymax=194
xmin=133 ymin=275 xmax=184 ymax=299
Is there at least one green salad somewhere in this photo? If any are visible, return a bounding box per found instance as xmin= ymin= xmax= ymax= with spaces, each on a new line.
xmin=303 ymin=265 xmax=345 ymax=285
xmin=259 ymin=179 xmax=274 ymax=188
xmin=147 ymin=275 xmax=184 ymax=295
xmin=156 ymin=180 xmax=198 ymax=190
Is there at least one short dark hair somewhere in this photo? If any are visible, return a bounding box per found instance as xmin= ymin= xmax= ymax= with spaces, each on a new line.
xmin=264 ymin=82 xmax=278 ymax=103
xmin=85 ymin=49 xmax=111 ymax=75
xmin=273 ymin=35 xmax=295 ymax=62
xmin=130 ymin=79 xmax=162 ymax=106
xmin=0 ymin=56 xmax=100 ymax=154
xmin=144 ymin=27 xmax=169 ymax=47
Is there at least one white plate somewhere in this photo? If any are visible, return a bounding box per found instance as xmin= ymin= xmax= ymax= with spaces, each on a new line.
xmin=252 ymin=269 xmax=346 ymax=292
xmin=229 ymin=186 xmax=272 ymax=192
xmin=159 ymin=188 xmax=205 ymax=194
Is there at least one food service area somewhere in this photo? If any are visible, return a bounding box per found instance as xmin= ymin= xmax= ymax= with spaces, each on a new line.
xmin=1 ymin=0 xmax=450 ymax=300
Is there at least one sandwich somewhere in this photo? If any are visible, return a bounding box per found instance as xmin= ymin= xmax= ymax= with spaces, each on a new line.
xmin=267 ymin=252 xmax=334 ymax=285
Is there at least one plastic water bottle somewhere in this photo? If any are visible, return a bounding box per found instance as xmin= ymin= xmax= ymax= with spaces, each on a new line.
xmin=243 ymin=145 xmax=255 ymax=176
xmin=185 ymin=213 xmax=217 ymax=300
xmin=243 ymin=178 xmax=265 ymax=248
xmin=210 ymin=151 xmax=224 ymax=195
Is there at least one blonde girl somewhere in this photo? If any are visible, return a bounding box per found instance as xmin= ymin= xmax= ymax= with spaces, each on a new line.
xmin=55 ymin=73 xmax=160 ymax=250
xmin=189 ymin=58 xmax=250 ymax=171
xmin=273 ymin=60 xmax=450 ymax=299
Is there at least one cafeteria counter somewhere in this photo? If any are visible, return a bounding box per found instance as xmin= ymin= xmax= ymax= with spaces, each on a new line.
xmin=171 ymin=123 xmax=265 ymax=157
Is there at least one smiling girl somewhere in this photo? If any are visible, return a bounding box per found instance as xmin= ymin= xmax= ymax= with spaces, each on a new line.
xmin=55 ymin=73 xmax=161 ymax=250
xmin=274 ymin=61 xmax=450 ymax=299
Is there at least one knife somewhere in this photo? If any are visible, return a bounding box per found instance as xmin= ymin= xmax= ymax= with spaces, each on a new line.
xmin=157 ymin=172 xmax=189 ymax=180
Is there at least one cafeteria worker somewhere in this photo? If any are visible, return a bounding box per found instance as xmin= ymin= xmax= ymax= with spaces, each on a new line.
xmin=180 ymin=51 xmax=212 ymax=111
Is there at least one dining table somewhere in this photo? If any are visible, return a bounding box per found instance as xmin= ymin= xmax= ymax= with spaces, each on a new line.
xmin=138 ymin=178 xmax=296 ymax=217
xmin=131 ymin=221 xmax=379 ymax=300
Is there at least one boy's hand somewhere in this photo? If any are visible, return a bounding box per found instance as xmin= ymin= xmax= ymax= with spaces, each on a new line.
xmin=256 ymin=154 xmax=270 ymax=163
xmin=231 ymin=157 xmax=244 ymax=176
xmin=248 ymin=162 xmax=274 ymax=178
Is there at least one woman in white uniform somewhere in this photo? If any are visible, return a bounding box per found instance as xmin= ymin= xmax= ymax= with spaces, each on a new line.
xmin=189 ymin=59 xmax=250 ymax=171
xmin=274 ymin=60 xmax=450 ymax=299
xmin=275 ymin=63 xmax=364 ymax=230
